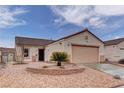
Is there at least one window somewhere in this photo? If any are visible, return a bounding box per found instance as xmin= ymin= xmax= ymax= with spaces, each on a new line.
xmin=120 ymin=48 xmax=124 ymax=50
xmin=24 ymin=49 xmax=29 ymax=57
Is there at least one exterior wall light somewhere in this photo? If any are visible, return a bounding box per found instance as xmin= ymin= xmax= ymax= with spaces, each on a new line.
xmin=85 ymin=36 xmax=88 ymax=42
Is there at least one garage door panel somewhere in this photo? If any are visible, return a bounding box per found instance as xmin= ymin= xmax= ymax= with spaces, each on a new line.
xmin=72 ymin=45 xmax=99 ymax=63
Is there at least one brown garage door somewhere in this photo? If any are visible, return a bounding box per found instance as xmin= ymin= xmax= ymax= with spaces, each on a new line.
xmin=72 ymin=45 xmax=99 ymax=63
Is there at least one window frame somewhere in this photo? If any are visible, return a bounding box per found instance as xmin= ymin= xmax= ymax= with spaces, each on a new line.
xmin=24 ymin=48 xmax=29 ymax=58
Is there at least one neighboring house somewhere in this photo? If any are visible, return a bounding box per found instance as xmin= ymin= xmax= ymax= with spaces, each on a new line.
xmin=15 ymin=28 xmax=105 ymax=63
xmin=0 ymin=47 xmax=15 ymax=63
xmin=104 ymin=38 xmax=124 ymax=62
xmin=0 ymin=49 xmax=1 ymax=63
xmin=45 ymin=28 xmax=105 ymax=63
xmin=15 ymin=37 xmax=54 ymax=62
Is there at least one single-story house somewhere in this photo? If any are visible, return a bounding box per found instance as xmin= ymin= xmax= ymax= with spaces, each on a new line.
xmin=45 ymin=28 xmax=105 ymax=63
xmin=15 ymin=37 xmax=54 ymax=62
xmin=0 ymin=47 xmax=15 ymax=63
xmin=104 ymin=38 xmax=124 ymax=62
xmin=16 ymin=28 xmax=105 ymax=63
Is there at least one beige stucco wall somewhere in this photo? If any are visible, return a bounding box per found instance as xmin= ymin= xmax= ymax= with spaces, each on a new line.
xmin=104 ymin=45 xmax=119 ymax=61
xmin=7 ymin=53 xmax=15 ymax=62
xmin=45 ymin=40 xmax=66 ymax=62
xmin=16 ymin=45 xmax=44 ymax=62
xmin=16 ymin=45 xmax=23 ymax=62
xmin=105 ymin=41 xmax=124 ymax=61
xmin=0 ymin=50 xmax=15 ymax=63
xmin=45 ymin=31 xmax=104 ymax=62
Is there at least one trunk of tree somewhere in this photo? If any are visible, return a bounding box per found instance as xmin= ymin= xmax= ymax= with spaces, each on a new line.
xmin=57 ymin=61 xmax=61 ymax=66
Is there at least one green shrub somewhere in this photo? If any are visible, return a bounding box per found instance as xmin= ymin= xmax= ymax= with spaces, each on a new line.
xmin=50 ymin=52 xmax=68 ymax=66
xmin=119 ymin=59 xmax=124 ymax=64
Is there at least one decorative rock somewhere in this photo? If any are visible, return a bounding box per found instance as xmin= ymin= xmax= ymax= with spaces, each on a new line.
xmin=26 ymin=67 xmax=85 ymax=75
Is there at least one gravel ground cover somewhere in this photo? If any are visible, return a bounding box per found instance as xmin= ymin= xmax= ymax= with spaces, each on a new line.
xmin=0 ymin=62 xmax=123 ymax=88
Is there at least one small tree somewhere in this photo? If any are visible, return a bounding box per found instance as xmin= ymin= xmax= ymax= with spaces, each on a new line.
xmin=50 ymin=52 xmax=68 ymax=66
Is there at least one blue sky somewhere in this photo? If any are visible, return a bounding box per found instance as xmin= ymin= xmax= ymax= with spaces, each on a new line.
xmin=0 ymin=5 xmax=124 ymax=48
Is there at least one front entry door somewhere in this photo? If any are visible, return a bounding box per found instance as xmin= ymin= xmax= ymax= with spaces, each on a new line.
xmin=38 ymin=49 xmax=44 ymax=61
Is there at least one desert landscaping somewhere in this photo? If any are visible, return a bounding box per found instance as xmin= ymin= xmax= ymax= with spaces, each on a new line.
xmin=0 ymin=62 xmax=123 ymax=88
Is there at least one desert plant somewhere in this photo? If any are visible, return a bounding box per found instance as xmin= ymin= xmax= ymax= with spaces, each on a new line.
xmin=119 ymin=59 xmax=124 ymax=64
xmin=50 ymin=52 xmax=68 ymax=66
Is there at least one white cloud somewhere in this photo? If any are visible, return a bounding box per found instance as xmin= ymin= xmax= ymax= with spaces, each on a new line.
xmin=113 ymin=36 xmax=121 ymax=39
xmin=0 ymin=6 xmax=28 ymax=29
xmin=50 ymin=5 xmax=124 ymax=29
xmin=50 ymin=6 xmax=93 ymax=26
xmin=94 ymin=5 xmax=124 ymax=16
xmin=89 ymin=17 xmax=106 ymax=28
